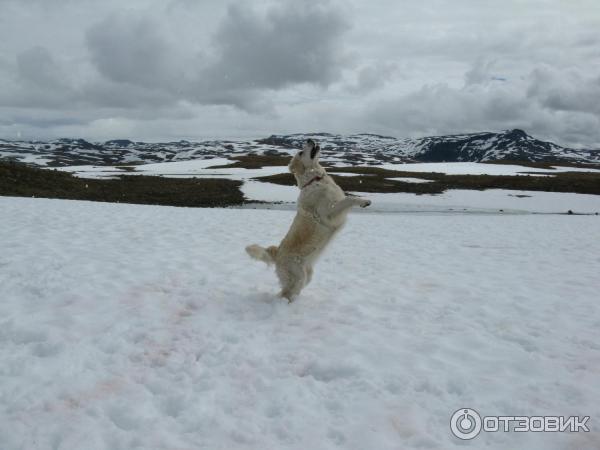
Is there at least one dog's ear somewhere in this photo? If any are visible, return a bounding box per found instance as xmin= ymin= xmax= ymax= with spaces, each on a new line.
xmin=310 ymin=143 xmax=320 ymax=159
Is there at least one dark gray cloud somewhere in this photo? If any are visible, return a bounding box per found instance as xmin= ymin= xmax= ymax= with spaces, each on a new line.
xmin=205 ymin=3 xmax=347 ymax=91
xmin=528 ymin=66 xmax=600 ymax=116
xmin=17 ymin=46 xmax=65 ymax=89
xmin=86 ymin=13 xmax=181 ymax=90
xmin=0 ymin=46 xmax=74 ymax=109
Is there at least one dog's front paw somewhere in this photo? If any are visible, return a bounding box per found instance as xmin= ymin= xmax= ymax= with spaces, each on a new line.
xmin=360 ymin=199 xmax=371 ymax=208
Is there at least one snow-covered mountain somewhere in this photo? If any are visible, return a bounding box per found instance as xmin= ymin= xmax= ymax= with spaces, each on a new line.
xmin=1 ymin=129 xmax=598 ymax=167
xmin=260 ymin=129 xmax=600 ymax=164
xmin=0 ymin=138 xmax=272 ymax=167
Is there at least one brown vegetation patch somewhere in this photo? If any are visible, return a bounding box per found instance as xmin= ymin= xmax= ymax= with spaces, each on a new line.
xmin=207 ymin=154 xmax=291 ymax=169
xmin=256 ymin=165 xmax=600 ymax=195
xmin=0 ymin=161 xmax=245 ymax=207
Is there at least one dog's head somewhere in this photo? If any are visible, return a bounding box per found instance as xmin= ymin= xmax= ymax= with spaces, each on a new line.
xmin=289 ymin=139 xmax=321 ymax=176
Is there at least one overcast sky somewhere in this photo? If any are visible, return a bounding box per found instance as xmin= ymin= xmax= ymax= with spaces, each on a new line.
xmin=1 ymin=0 xmax=599 ymax=147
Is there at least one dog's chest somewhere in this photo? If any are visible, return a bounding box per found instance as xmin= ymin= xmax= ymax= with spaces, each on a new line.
xmin=299 ymin=181 xmax=344 ymax=208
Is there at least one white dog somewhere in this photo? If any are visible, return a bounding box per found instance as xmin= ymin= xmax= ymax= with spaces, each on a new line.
xmin=246 ymin=139 xmax=371 ymax=301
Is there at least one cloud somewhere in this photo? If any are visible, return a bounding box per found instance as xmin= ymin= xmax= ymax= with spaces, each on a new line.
xmin=78 ymin=2 xmax=349 ymax=112
xmin=205 ymin=2 xmax=348 ymax=91
xmin=363 ymin=62 xmax=600 ymax=148
xmin=527 ymin=65 xmax=600 ymax=116
xmin=85 ymin=12 xmax=185 ymax=91
xmin=1 ymin=0 xmax=599 ymax=147
xmin=0 ymin=46 xmax=76 ymax=109
xmin=17 ymin=46 xmax=65 ymax=89
xmin=346 ymin=61 xmax=398 ymax=93
xmin=464 ymin=59 xmax=504 ymax=86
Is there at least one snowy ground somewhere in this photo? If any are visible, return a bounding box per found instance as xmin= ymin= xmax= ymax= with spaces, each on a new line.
xmin=346 ymin=190 xmax=600 ymax=215
xmin=1 ymin=196 xmax=599 ymax=450
xmin=239 ymin=183 xmax=600 ymax=215
xmin=378 ymin=162 xmax=600 ymax=176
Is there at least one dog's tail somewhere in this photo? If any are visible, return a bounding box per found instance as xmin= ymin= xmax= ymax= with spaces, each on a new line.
xmin=245 ymin=244 xmax=278 ymax=265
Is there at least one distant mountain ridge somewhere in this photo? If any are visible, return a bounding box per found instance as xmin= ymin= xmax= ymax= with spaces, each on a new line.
xmin=1 ymin=129 xmax=598 ymax=167
xmin=259 ymin=129 xmax=600 ymax=165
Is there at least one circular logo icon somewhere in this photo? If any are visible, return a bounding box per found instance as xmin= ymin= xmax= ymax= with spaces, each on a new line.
xmin=450 ymin=408 xmax=482 ymax=440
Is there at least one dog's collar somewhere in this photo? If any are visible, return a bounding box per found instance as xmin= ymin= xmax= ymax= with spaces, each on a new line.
xmin=302 ymin=175 xmax=323 ymax=189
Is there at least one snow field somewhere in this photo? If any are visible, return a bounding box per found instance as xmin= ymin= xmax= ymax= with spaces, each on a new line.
xmin=0 ymin=197 xmax=599 ymax=449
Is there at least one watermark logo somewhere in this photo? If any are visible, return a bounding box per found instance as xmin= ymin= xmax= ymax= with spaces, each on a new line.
xmin=450 ymin=408 xmax=482 ymax=440
xmin=450 ymin=408 xmax=590 ymax=440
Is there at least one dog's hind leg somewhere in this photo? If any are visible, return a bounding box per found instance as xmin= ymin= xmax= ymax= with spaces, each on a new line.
xmin=277 ymin=260 xmax=307 ymax=302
